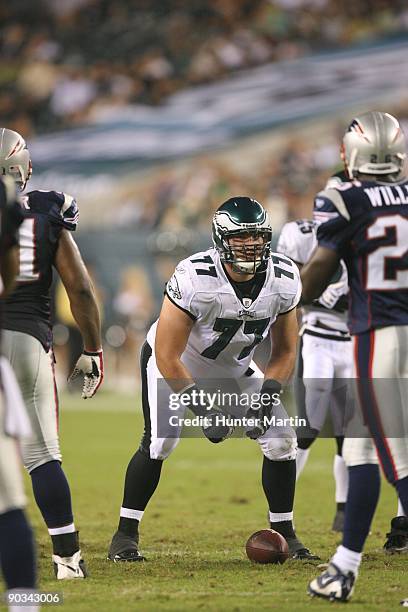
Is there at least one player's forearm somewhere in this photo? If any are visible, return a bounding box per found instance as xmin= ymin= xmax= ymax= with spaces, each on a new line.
xmin=264 ymin=349 xmax=297 ymax=385
xmin=301 ymin=247 xmax=340 ymax=303
xmin=300 ymin=260 xmax=328 ymax=303
xmin=69 ymin=287 xmax=102 ymax=350
xmin=155 ymin=354 xmax=194 ymax=393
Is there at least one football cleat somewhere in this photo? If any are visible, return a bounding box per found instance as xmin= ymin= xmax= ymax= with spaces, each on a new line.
xmin=383 ymin=516 xmax=408 ymax=554
xmin=52 ymin=550 xmax=88 ymax=579
xmin=308 ymin=562 xmax=355 ymax=602
xmin=286 ymin=536 xmax=320 ymax=561
xmin=107 ymin=531 xmax=145 ymax=562
xmin=332 ymin=509 xmax=345 ymax=533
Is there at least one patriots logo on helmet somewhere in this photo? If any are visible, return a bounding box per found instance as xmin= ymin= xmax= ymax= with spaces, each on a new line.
xmin=347 ymin=119 xmax=365 ymax=135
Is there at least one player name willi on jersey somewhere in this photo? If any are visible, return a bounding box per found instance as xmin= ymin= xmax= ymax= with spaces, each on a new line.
xmin=363 ymin=183 xmax=408 ymax=206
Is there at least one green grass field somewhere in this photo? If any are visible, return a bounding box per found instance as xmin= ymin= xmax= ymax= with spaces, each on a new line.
xmin=3 ymin=391 xmax=406 ymax=611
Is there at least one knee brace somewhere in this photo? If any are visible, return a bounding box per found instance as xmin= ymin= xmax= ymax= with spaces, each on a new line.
xmin=148 ymin=437 xmax=180 ymax=460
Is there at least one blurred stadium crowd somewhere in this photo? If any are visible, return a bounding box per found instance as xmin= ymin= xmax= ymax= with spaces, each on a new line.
xmin=87 ymin=107 xmax=408 ymax=233
xmin=108 ymin=139 xmax=339 ymax=231
xmin=3 ymin=0 xmax=408 ymax=390
xmin=2 ymin=0 xmax=408 ymax=137
xmin=54 ymin=100 xmax=408 ymax=392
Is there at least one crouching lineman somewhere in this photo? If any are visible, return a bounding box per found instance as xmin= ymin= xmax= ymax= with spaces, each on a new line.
xmin=0 ymin=176 xmax=38 ymax=611
xmin=302 ymin=111 xmax=408 ymax=602
xmin=108 ymin=196 xmax=319 ymax=562
xmin=0 ymin=128 xmax=104 ymax=579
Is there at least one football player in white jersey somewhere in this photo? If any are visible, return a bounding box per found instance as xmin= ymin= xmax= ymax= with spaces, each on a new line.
xmin=108 ymin=196 xmax=319 ymax=562
xmin=277 ymin=219 xmax=351 ymax=532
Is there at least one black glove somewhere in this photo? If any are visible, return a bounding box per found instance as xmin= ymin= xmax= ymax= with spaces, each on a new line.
xmin=180 ymin=384 xmax=233 ymax=443
xmin=245 ymin=379 xmax=282 ymax=440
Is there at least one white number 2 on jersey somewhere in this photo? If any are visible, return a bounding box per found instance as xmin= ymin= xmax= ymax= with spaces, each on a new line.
xmin=17 ymin=218 xmax=40 ymax=282
xmin=366 ymin=215 xmax=408 ymax=290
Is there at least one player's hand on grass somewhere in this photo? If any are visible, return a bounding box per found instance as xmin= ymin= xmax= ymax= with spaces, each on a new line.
xmin=69 ymin=349 xmax=104 ymax=399
xmin=245 ymin=379 xmax=282 ymax=440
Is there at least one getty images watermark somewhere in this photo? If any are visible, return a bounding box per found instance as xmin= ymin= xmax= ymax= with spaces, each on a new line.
xmin=157 ymin=377 xmax=408 ymax=439
xmin=156 ymin=383 xmax=307 ymax=436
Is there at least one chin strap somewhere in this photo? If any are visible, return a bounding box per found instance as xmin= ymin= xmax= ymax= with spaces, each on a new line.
xmin=232 ymin=264 xmax=256 ymax=275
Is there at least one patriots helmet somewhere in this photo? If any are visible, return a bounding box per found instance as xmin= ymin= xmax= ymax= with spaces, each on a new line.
xmin=0 ymin=128 xmax=32 ymax=190
xmin=342 ymin=111 xmax=406 ymax=179
xmin=212 ymin=196 xmax=272 ymax=274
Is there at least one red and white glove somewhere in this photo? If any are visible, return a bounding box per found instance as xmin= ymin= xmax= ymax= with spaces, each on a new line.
xmin=69 ymin=349 xmax=104 ymax=399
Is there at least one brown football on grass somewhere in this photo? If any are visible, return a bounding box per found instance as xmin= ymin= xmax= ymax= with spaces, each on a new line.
xmin=246 ymin=529 xmax=289 ymax=564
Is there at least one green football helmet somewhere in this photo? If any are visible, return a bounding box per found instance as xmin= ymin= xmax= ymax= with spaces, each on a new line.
xmin=212 ymin=196 xmax=272 ymax=274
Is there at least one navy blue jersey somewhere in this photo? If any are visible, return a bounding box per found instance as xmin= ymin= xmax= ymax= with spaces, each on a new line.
xmin=314 ymin=178 xmax=408 ymax=334
xmin=2 ymin=190 xmax=78 ymax=350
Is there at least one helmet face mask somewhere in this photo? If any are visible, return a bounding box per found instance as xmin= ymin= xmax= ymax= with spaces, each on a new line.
xmin=212 ymin=197 xmax=272 ymax=275
xmin=224 ymin=230 xmax=271 ymax=274
xmin=0 ymin=128 xmax=32 ymax=190
xmin=342 ymin=112 xmax=406 ymax=180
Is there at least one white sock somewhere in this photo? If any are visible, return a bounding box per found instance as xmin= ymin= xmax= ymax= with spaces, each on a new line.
xmin=331 ymin=545 xmax=362 ymax=575
xmin=269 ymin=511 xmax=293 ymax=523
xmin=333 ymin=455 xmax=349 ymax=504
xmin=296 ymin=448 xmax=310 ymax=480
xmin=48 ymin=522 xmax=75 ymax=536
xmin=397 ymin=498 xmax=406 ymax=517
xmin=120 ymin=507 xmax=144 ymax=521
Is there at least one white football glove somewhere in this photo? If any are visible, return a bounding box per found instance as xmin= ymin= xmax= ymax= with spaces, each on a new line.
xmin=318 ymin=262 xmax=348 ymax=310
xmin=69 ymin=349 xmax=104 ymax=399
xmin=318 ymin=282 xmax=345 ymax=309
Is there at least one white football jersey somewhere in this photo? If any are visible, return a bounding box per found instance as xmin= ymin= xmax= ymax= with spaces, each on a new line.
xmin=277 ymin=220 xmax=349 ymax=335
xmin=147 ymin=248 xmax=301 ymax=378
